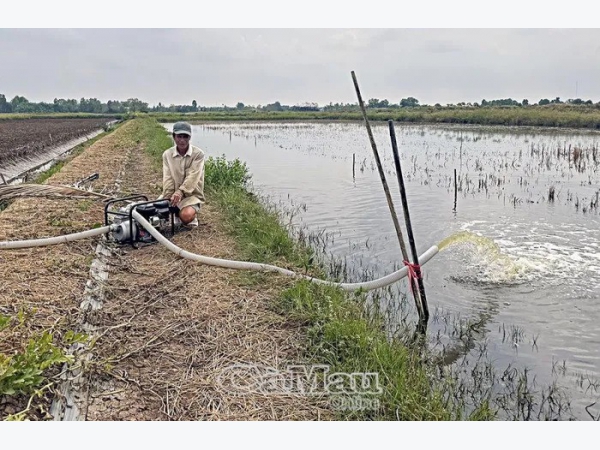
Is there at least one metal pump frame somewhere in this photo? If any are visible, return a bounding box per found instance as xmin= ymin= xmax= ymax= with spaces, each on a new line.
xmin=104 ymin=195 xmax=176 ymax=247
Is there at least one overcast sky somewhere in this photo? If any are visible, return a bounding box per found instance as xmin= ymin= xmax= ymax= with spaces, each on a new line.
xmin=2 ymin=11 xmax=600 ymax=107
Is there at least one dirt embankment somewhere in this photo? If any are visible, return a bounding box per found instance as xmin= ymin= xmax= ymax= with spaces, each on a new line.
xmin=0 ymin=120 xmax=330 ymax=420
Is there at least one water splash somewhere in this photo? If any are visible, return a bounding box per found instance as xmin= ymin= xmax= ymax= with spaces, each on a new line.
xmin=438 ymin=230 xmax=502 ymax=252
xmin=438 ymin=231 xmax=528 ymax=285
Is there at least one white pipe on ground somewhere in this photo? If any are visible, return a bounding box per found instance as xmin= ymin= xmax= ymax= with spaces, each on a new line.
xmin=0 ymin=213 xmax=439 ymax=292
xmin=0 ymin=225 xmax=116 ymax=250
xmin=132 ymin=210 xmax=439 ymax=292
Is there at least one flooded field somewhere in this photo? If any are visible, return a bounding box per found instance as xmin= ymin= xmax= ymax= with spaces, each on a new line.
xmin=166 ymin=121 xmax=600 ymax=419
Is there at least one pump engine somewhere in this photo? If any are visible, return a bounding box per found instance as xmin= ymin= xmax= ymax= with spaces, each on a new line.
xmin=104 ymin=195 xmax=178 ymax=246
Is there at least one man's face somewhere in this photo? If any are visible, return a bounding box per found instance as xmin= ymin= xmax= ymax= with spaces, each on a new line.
xmin=174 ymin=133 xmax=191 ymax=151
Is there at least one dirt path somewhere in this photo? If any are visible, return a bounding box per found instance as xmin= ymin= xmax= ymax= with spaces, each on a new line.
xmin=1 ymin=120 xmax=330 ymax=420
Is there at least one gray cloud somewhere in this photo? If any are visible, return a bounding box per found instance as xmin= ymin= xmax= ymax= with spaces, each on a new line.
xmin=1 ymin=28 xmax=599 ymax=107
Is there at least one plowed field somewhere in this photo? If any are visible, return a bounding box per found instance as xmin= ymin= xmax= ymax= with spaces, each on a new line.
xmin=0 ymin=118 xmax=113 ymax=167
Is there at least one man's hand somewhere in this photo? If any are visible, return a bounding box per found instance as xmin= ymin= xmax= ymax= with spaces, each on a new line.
xmin=170 ymin=191 xmax=183 ymax=206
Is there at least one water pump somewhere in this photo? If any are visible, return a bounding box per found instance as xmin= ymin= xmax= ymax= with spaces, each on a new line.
xmin=104 ymin=195 xmax=178 ymax=246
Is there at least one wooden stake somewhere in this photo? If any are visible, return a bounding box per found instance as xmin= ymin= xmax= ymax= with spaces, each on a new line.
xmin=0 ymin=173 xmax=6 ymax=185
xmin=350 ymin=71 xmax=419 ymax=306
xmin=388 ymin=120 xmax=429 ymax=329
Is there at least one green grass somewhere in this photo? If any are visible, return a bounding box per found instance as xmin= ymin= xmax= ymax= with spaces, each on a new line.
xmin=34 ymin=163 xmax=66 ymax=185
xmin=136 ymin=117 xmax=175 ymax=169
xmin=204 ymin=155 xmax=250 ymax=191
xmin=4 ymin=105 xmax=600 ymax=130
xmin=6 ymin=105 xmax=600 ymax=130
xmin=276 ymin=281 xmax=496 ymax=420
xmin=217 ymin=188 xmax=308 ymax=265
xmin=146 ymin=104 xmax=600 ymax=130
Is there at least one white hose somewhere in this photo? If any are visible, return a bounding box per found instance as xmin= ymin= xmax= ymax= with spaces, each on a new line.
xmin=0 ymin=225 xmax=116 ymax=250
xmin=0 ymin=212 xmax=439 ymax=292
xmin=132 ymin=210 xmax=439 ymax=292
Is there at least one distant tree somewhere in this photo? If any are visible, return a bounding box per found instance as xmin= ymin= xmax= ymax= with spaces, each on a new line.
xmin=53 ymin=98 xmax=79 ymax=113
xmin=366 ymin=98 xmax=390 ymax=108
xmin=290 ymin=102 xmax=320 ymax=112
xmin=14 ymin=103 xmax=35 ymax=113
xmin=0 ymin=94 xmax=11 ymax=113
xmin=400 ymin=97 xmax=419 ymax=107
xmin=123 ymin=98 xmax=149 ymax=112
xmin=192 ymin=100 xmax=197 ymax=111
xmin=539 ymin=98 xmax=550 ymax=105
xmin=43 ymin=102 xmax=55 ymax=112
xmin=434 ymin=103 xmax=442 ymax=108
xmin=484 ymin=98 xmax=520 ymax=107
xmin=10 ymin=95 xmax=29 ymax=111
xmin=522 ymin=99 xmax=529 ymax=106
xmin=89 ymin=98 xmax=102 ymax=113
xmin=107 ymin=100 xmax=125 ymax=113
xmin=264 ymin=101 xmax=283 ymax=112
xmin=79 ymin=97 xmax=102 ymax=113
xmin=236 ymin=102 xmax=245 ymax=110
xmin=551 ymin=97 xmax=562 ymax=104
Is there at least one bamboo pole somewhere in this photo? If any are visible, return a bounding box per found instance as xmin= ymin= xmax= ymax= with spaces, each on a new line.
xmin=388 ymin=120 xmax=429 ymax=328
xmin=350 ymin=71 xmax=419 ymax=306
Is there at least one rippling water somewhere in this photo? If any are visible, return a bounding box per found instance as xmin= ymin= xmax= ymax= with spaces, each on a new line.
xmin=166 ymin=121 xmax=600 ymax=419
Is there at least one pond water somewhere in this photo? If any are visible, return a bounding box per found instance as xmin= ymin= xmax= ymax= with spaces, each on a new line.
xmin=165 ymin=121 xmax=600 ymax=419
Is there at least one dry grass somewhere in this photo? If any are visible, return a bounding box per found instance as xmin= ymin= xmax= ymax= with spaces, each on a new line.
xmin=1 ymin=119 xmax=331 ymax=420
xmin=0 ymin=122 xmax=141 ymax=419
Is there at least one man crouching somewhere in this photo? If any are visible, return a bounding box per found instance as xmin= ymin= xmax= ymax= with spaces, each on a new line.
xmin=160 ymin=121 xmax=205 ymax=226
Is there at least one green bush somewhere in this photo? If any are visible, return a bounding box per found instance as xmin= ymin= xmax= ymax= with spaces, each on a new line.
xmin=205 ymin=155 xmax=250 ymax=191
xmin=0 ymin=313 xmax=84 ymax=398
xmin=0 ymin=312 xmax=88 ymax=423
xmin=0 ymin=332 xmax=70 ymax=396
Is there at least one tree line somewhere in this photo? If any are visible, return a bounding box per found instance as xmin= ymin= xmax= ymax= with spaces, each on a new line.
xmin=0 ymin=95 xmax=152 ymax=114
xmin=1 ymin=93 xmax=599 ymax=115
xmin=325 ymin=97 xmax=598 ymax=110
